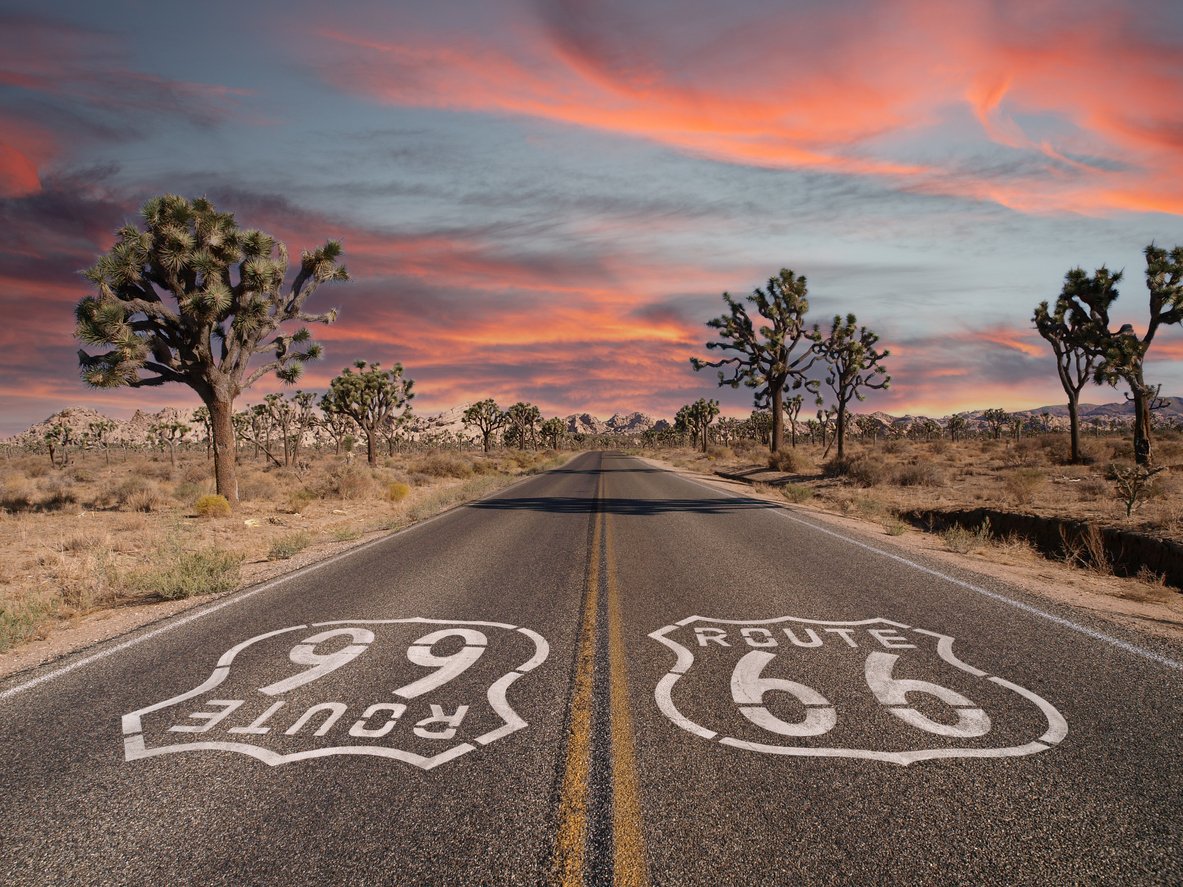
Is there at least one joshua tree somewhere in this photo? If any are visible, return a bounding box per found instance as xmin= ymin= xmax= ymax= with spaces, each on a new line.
xmin=810 ymin=314 xmax=890 ymax=460
xmin=692 ymin=268 xmax=815 ymax=454
xmin=317 ymin=395 xmax=358 ymax=455
xmin=948 ymin=414 xmax=967 ymax=442
xmin=191 ymin=406 xmax=213 ymax=459
xmin=464 ymin=399 xmax=506 ymax=452
xmin=982 ymin=408 xmax=1010 ymax=440
xmin=748 ymin=410 xmax=772 ymax=446
xmin=322 ymin=361 xmax=414 ymax=466
xmin=676 ymin=398 xmax=720 ymax=452
xmin=44 ymin=423 xmax=71 ymax=467
xmin=540 ymin=417 xmax=566 ymax=450
xmin=1034 ymin=278 xmax=1106 ymax=463
xmin=87 ymin=418 xmax=117 ymax=465
xmin=1058 ymin=248 xmax=1183 ymax=465
xmin=151 ymin=418 xmax=190 ymax=467
xmin=785 ymin=393 xmax=805 ymax=448
xmin=504 ymin=402 xmax=541 ymax=450
xmin=74 ymin=195 xmax=346 ymax=505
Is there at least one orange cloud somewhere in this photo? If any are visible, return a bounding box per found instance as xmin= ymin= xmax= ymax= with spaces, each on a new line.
xmin=309 ymin=1 xmax=1183 ymax=216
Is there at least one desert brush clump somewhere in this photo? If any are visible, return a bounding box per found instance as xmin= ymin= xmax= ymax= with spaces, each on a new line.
xmin=386 ymin=482 xmax=411 ymax=503
xmin=268 ymin=532 xmax=311 ymax=560
xmin=134 ymin=547 xmax=243 ymax=600
xmin=194 ymin=494 xmax=232 ymax=518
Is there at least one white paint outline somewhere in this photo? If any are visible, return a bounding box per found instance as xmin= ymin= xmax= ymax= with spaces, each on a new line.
xmin=649 ymin=616 xmax=1068 ymax=766
xmin=123 ymin=619 xmax=550 ymax=770
xmin=0 ymin=469 xmax=548 ymax=704
xmin=667 ymin=467 xmax=1183 ymax=672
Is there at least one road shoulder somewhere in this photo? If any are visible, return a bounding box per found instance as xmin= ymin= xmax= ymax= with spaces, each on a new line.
xmin=638 ymin=454 xmax=1183 ymax=647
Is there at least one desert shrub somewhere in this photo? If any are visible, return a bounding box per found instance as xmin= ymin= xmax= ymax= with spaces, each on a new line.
xmin=707 ymin=445 xmax=735 ymax=460
xmin=286 ymin=488 xmax=316 ymax=514
xmin=768 ymin=449 xmax=812 ymax=473
xmin=1004 ymin=468 xmax=1046 ymax=506
xmin=928 ymin=438 xmax=949 ymax=456
xmin=238 ymin=473 xmax=279 ymax=502
xmin=893 ymin=462 xmax=945 ymax=487
xmin=0 ymin=594 xmax=57 ymax=653
xmin=269 ymin=532 xmax=311 ymax=560
xmin=141 ymin=461 xmax=174 ymax=481
xmin=40 ymin=483 xmax=80 ymax=512
xmin=781 ymin=483 xmax=814 ymax=504
xmin=417 ymin=455 xmax=475 ymax=478
xmin=116 ymin=477 xmax=166 ymax=512
xmin=140 ymin=547 xmax=243 ymax=600
xmin=386 ymin=482 xmax=411 ymax=503
xmin=331 ymin=464 xmax=374 ymax=499
xmin=825 ymin=455 xmax=884 ymax=487
xmin=331 ymin=527 xmax=361 ymax=542
xmin=174 ymin=481 xmax=204 ymax=503
xmin=19 ymin=458 xmax=50 ymax=478
xmin=882 ymin=517 xmax=908 ymax=536
xmin=0 ymin=480 xmax=36 ymax=512
xmin=733 ymin=439 xmax=760 ymax=456
xmin=195 ymin=494 xmax=232 ymax=519
xmin=1076 ymin=475 xmax=1110 ymax=500
xmin=1004 ymin=438 xmax=1047 ymax=468
xmin=182 ymin=463 xmax=209 ymax=483
xmin=941 ymin=519 xmax=991 ymax=554
xmin=881 ymin=438 xmax=906 ymax=454
xmin=70 ymin=467 xmax=95 ymax=483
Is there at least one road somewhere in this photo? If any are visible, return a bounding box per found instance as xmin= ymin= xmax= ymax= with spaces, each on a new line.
xmin=1 ymin=450 xmax=1181 ymax=885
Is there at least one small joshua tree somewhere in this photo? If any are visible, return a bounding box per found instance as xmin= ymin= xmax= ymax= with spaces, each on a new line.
xmin=75 ymin=195 xmax=345 ymax=505
xmin=692 ymin=268 xmax=815 ymax=454
xmin=464 ymin=399 xmax=506 ymax=452
xmin=318 ymin=395 xmax=358 ymax=455
xmin=88 ymin=417 xmax=117 ymax=465
xmin=44 ymin=423 xmax=71 ymax=467
xmin=504 ymin=402 xmax=542 ymax=450
xmin=322 ymin=361 xmax=414 ymax=466
xmin=151 ymin=418 xmax=190 ymax=467
xmin=676 ymin=398 xmax=720 ymax=452
xmin=540 ymin=417 xmax=566 ymax=450
xmin=982 ymin=408 xmax=1011 ymax=440
xmin=809 ymin=314 xmax=890 ymax=460
xmin=948 ymin=414 xmax=967 ymax=442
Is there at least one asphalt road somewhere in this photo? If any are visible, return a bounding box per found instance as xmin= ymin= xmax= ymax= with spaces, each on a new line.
xmin=2 ymin=450 xmax=1181 ymax=885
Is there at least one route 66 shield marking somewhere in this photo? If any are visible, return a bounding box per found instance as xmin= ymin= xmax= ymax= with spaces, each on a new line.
xmin=122 ymin=619 xmax=549 ymax=770
xmin=650 ymin=616 xmax=1067 ymax=766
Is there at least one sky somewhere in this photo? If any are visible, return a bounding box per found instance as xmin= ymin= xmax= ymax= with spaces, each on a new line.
xmin=2 ymin=0 xmax=1182 ymax=436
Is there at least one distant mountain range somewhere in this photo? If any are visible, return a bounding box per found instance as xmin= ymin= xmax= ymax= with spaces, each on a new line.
xmin=6 ymin=398 xmax=1180 ymax=447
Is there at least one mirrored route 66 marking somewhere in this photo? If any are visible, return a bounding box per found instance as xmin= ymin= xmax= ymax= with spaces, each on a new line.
xmin=650 ymin=616 xmax=1067 ymax=766
xmin=122 ymin=619 xmax=550 ymax=770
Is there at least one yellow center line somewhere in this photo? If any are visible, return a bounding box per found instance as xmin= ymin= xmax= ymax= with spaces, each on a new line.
xmin=552 ymin=470 xmax=601 ymax=886
xmin=604 ymin=507 xmax=650 ymax=887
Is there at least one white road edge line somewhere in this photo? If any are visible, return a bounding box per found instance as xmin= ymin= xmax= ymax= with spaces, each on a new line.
xmin=0 ymin=469 xmax=547 ymax=703
xmin=669 ymin=465 xmax=1183 ymax=673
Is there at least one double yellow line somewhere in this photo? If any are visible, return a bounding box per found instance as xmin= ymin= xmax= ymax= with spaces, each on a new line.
xmin=553 ymin=464 xmax=648 ymax=887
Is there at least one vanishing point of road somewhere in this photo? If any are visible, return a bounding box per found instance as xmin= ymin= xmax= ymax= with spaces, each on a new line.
xmin=2 ymin=451 xmax=1181 ymax=885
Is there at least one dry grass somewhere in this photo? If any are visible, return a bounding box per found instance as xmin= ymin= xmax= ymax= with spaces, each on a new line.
xmin=0 ymin=447 xmax=568 ymax=652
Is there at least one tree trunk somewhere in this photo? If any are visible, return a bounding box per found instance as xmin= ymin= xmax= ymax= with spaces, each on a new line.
xmin=1133 ymin=387 xmax=1152 ymax=465
xmin=836 ymin=402 xmax=847 ymax=460
xmin=1067 ymin=395 xmax=1081 ymax=464
xmin=771 ymin=388 xmax=784 ymax=453
xmin=209 ymin=398 xmax=239 ymax=505
xmin=482 ymin=431 xmax=491 ymax=453
xmin=366 ymin=428 xmax=377 ymax=465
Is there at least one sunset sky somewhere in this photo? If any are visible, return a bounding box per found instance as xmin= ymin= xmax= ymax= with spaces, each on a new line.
xmin=2 ymin=0 xmax=1182 ymax=436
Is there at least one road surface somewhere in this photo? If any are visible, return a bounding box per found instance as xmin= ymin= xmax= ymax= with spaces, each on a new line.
xmin=2 ymin=451 xmax=1181 ymax=885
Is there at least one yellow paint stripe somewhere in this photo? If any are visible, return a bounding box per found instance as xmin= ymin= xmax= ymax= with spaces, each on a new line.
xmin=552 ymin=471 xmax=602 ymax=886
xmin=604 ymin=509 xmax=650 ymax=887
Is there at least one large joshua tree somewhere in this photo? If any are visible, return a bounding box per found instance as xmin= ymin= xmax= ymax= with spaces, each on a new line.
xmin=810 ymin=314 xmax=890 ymax=461
xmin=463 ymin=399 xmax=506 ymax=452
xmin=75 ymin=195 xmax=346 ymax=505
xmin=1059 ymin=249 xmax=1183 ymax=465
xmin=692 ymin=268 xmax=814 ymax=454
xmin=322 ymin=361 xmax=414 ymax=466
xmin=1033 ymin=282 xmax=1104 ymax=464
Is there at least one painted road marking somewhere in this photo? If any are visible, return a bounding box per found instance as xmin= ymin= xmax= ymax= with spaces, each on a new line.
xmin=553 ymin=461 xmax=649 ymax=886
xmin=670 ymin=468 xmax=1183 ymax=673
xmin=122 ymin=619 xmax=550 ymax=770
xmin=651 ymin=615 xmax=1068 ymax=766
